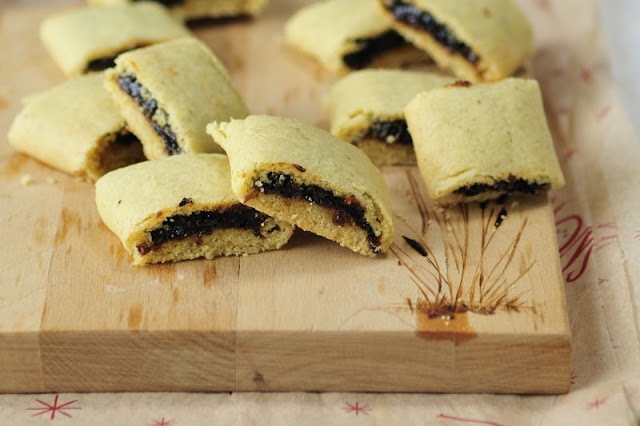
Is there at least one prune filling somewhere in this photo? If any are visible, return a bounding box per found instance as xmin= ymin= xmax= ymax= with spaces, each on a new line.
xmin=383 ymin=0 xmax=480 ymax=64
xmin=117 ymin=74 xmax=182 ymax=155
xmin=137 ymin=205 xmax=272 ymax=254
xmin=132 ymin=0 xmax=184 ymax=6
xmin=85 ymin=46 xmax=145 ymax=73
xmin=343 ymin=30 xmax=407 ymax=69
xmin=112 ymin=132 xmax=140 ymax=147
xmin=85 ymin=57 xmax=118 ymax=72
xmin=365 ymin=120 xmax=412 ymax=144
xmin=454 ymin=176 xmax=550 ymax=197
xmin=256 ymin=172 xmax=382 ymax=253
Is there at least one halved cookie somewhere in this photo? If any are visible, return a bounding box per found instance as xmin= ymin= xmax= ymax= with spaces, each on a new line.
xmin=86 ymin=0 xmax=269 ymax=22
xmin=104 ymin=37 xmax=249 ymax=160
xmin=405 ymin=78 xmax=565 ymax=205
xmin=8 ymin=73 xmax=144 ymax=181
xmin=323 ymin=69 xmax=453 ymax=165
xmin=207 ymin=115 xmax=394 ymax=256
xmin=40 ymin=2 xmax=190 ymax=77
xmin=377 ymin=0 xmax=533 ymax=82
xmin=95 ymin=154 xmax=294 ymax=265
xmin=285 ymin=0 xmax=426 ymax=73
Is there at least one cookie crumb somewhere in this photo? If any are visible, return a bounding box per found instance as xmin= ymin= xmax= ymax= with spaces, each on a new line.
xmin=177 ymin=274 xmax=185 ymax=281
xmin=20 ymin=174 xmax=34 ymax=186
xmin=46 ymin=177 xmax=57 ymax=184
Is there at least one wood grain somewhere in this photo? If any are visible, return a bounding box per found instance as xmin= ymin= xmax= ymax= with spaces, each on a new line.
xmin=0 ymin=1 xmax=571 ymax=393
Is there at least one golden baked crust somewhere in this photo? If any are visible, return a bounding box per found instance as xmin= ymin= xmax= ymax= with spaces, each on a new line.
xmin=95 ymin=154 xmax=294 ymax=265
xmin=405 ymin=78 xmax=565 ymax=205
xmin=104 ymin=37 xmax=249 ymax=160
xmin=285 ymin=0 xmax=421 ymax=73
xmin=207 ymin=115 xmax=394 ymax=256
xmin=40 ymin=2 xmax=190 ymax=77
xmin=87 ymin=0 xmax=269 ymax=21
xmin=8 ymin=73 xmax=144 ymax=181
xmin=377 ymin=0 xmax=533 ymax=82
xmin=323 ymin=69 xmax=453 ymax=164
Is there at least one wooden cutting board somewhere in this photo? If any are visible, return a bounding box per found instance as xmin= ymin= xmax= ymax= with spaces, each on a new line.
xmin=0 ymin=1 xmax=571 ymax=393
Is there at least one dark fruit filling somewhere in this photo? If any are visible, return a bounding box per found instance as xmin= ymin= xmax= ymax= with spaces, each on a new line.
xmin=455 ymin=175 xmax=550 ymax=197
xmin=366 ymin=120 xmax=412 ymax=144
xmin=117 ymin=74 xmax=182 ymax=155
xmin=383 ymin=0 xmax=480 ymax=64
xmin=342 ymin=30 xmax=407 ymax=69
xmin=112 ymin=132 xmax=140 ymax=147
xmin=137 ymin=205 xmax=272 ymax=254
xmin=85 ymin=56 xmax=117 ymax=72
xmin=85 ymin=45 xmax=145 ymax=73
xmin=256 ymin=172 xmax=381 ymax=253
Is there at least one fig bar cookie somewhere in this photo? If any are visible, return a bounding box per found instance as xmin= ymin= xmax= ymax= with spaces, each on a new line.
xmin=207 ymin=115 xmax=394 ymax=256
xmin=8 ymin=73 xmax=144 ymax=181
xmin=41 ymin=2 xmax=190 ymax=77
xmin=105 ymin=37 xmax=249 ymax=160
xmin=405 ymin=78 xmax=565 ymax=205
xmin=95 ymin=154 xmax=294 ymax=265
xmin=87 ymin=0 xmax=268 ymax=22
xmin=377 ymin=0 xmax=533 ymax=82
xmin=285 ymin=0 xmax=425 ymax=73
xmin=324 ymin=69 xmax=453 ymax=165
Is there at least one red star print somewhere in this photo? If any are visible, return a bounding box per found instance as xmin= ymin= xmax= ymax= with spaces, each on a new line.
xmin=580 ymin=62 xmax=606 ymax=83
xmin=342 ymin=402 xmax=371 ymax=416
xmin=597 ymin=278 xmax=609 ymax=285
xmin=549 ymin=67 xmax=566 ymax=79
xmin=596 ymin=105 xmax=611 ymax=120
xmin=587 ymin=397 xmax=608 ymax=409
xmin=26 ymin=394 xmax=81 ymax=419
xmin=149 ymin=418 xmax=176 ymax=426
xmin=535 ymin=0 xmax=551 ymax=11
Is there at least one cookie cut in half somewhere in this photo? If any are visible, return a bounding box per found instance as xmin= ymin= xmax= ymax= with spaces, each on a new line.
xmin=405 ymin=78 xmax=565 ymax=205
xmin=104 ymin=37 xmax=249 ymax=160
xmin=377 ymin=0 xmax=533 ymax=82
xmin=285 ymin=0 xmax=426 ymax=73
xmin=207 ymin=115 xmax=394 ymax=256
xmin=95 ymin=154 xmax=294 ymax=265
xmin=40 ymin=2 xmax=190 ymax=77
xmin=87 ymin=0 xmax=269 ymax=22
xmin=324 ymin=69 xmax=453 ymax=165
xmin=8 ymin=73 xmax=144 ymax=181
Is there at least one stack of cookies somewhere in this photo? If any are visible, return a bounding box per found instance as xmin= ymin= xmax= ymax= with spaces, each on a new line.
xmin=7 ymin=0 xmax=564 ymax=266
xmin=8 ymin=1 xmax=396 ymax=265
xmin=287 ymin=0 xmax=564 ymax=204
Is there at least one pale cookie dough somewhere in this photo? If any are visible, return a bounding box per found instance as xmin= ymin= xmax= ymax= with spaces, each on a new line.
xmin=377 ymin=0 xmax=533 ymax=82
xmin=41 ymin=2 xmax=190 ymax=77
xmin=207 ymin=115 xmax=394 ymax=256
xmin=285 ymin=0 xmax=426 ymax=73
xmin=8 ymin=73 xmax=144 ymax=181
xmin=323 ymin=69 xmax=453 ymax=165
xmin=405 ymin=78 xmax=565 ymax=205
xmin=86 ymin=0 xmax=269 ymax=21
xmin=95 ymin=154 xmax=294 ymax=265
xmin=104 ymin=37 xmax=249 ymax=160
